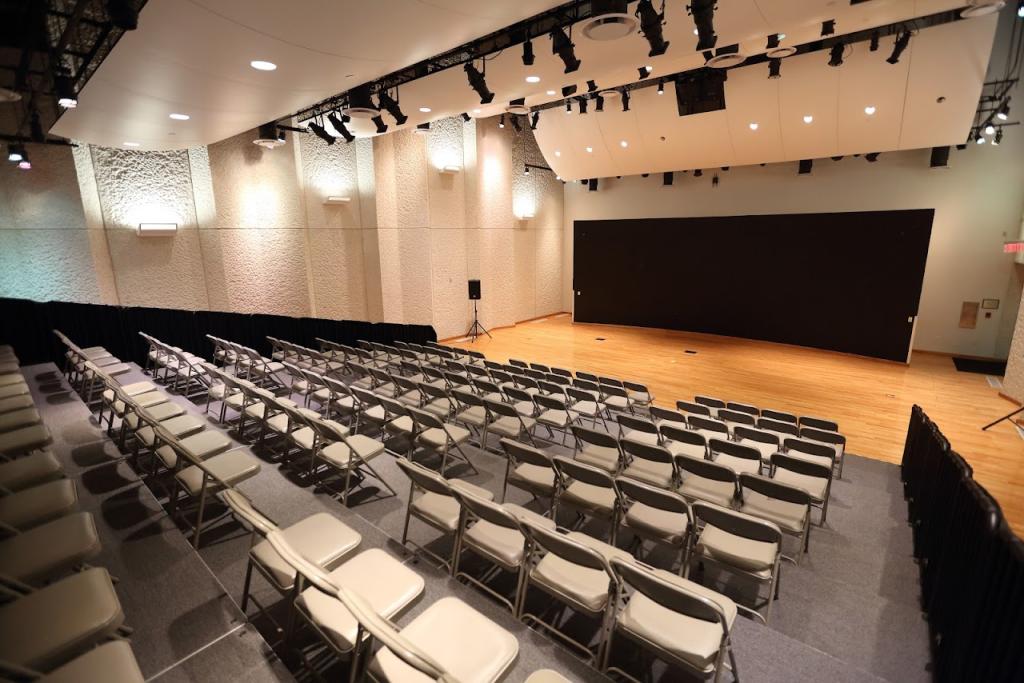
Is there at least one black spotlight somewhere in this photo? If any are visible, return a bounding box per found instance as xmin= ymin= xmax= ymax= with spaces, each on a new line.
xmin=821 ymin=20 xmax=835 ymax=37
xmin=464 ymin=62 xmax=495 ymax=104
xmin=768 ymin=58 xmax=781 ymax=79
xmin=327 ymin=112 xmax=355 ymax=142
xmin=641 ymin=173 xmax=649 ymax=177
xmin=869 ymin=31 xmax=880 ymax=51
xmin=561 ymin=85 xmax=577 ymax=98
xmin=595 ymin=95 xmax=604 ymax=112
xmin=588 ymin=178 xmax=599 ymax=191
xmin=55 ymin=71 xmax=77 ymax=108
xmin=887 ymin=32 xmax=911 ymax=64
xmin=638 ymin=66 xmax=651 ymax=79
xmin=511 ymin=115 xmax=522 ymax=132
xmin=637 ymin=0 xmax=670 ymax=56
xmin=621 ymin=89 xmax=631 ymax=112
xmin=929 ymin=146 xmax=950 ymax=168
xmin=565 ymin=100 xmax=572 ymax=113
xmin=955 ymin=142 xmax=968 ymax=151
xmin=524 ymin=165 xmax=530 ymax=175
xmin=996 ymin=99 xmax=1010 ymax=120
xmin=829 ymin=43 xmax=844 ymax=67
xmin=689 ymin=0 xmax=717 ymax=51
xmin=498 ymin=114 xmax=505 ymax=129
xmin=308 ymin=121 xmax=336 ymax=145
xmin=551 ymin=27 xmax=582 ymax=73
xmin=461 ymin=112 xmax=471 ymax=122
xmin=530 ymin=112 xmax=539 ymax=130
xmin=865 ymin=152 xmax=880 ymax=162
xmin=693 ymin=168 xmax=703 ymax=177
xmin=663 ymin=171 xmax=674 ymax=186
xmin=522 ymin=38 xmax=535 ymax=66
xmin=587 ymin=80 xmax=598 ymax=93
xmin=767 ymin=33 xmax=780 ymax=50
xmin=798 ymin=159 xmax=813 ymax=175
xmin=376 ymin=90 xmax=407 ymax=125
xmin=577 ymin=97 xmax=588 ymax=114
xmin=657 ymin=79 xmax=665 ymax=95
xmin=106 ymin=0 xmax=138 ymax=30
xmin=712 ymin=174 xmax=719 ymax=187
xmin=371 ymin=115 xmax=388 ymax=134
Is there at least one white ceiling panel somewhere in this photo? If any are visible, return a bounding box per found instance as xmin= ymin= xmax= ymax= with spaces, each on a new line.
xmin=836 ymin=37 xmax=910 ymax=156
xmin=778 ymin=52 xmax=840 ymax=161
xmin=723 ymin=66 xmax=785 ymax=166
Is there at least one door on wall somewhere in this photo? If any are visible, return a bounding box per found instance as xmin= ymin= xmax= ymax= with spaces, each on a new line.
xmin=573 ymin=209 xmax=934 ymax=362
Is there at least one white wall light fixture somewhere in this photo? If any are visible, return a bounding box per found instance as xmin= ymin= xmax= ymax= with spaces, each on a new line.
xmin=136 ymin=222 xmax=178 ymax=237
xmin=323 ymin=196 xmax=352 ymax=205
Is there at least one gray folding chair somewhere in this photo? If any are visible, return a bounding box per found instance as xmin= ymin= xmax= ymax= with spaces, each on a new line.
xmin=616 ymin=476 xmax=691 ymax=573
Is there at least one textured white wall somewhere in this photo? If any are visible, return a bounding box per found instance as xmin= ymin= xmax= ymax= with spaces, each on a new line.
xmin=1004 ymin=279 xmax=1024 ymax=404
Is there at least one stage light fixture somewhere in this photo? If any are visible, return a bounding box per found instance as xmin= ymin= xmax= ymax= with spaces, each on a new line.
xmin=524 ymin=165 xmax=530 ymax=175
xmin=663 ymin=171 xmax=674 ymax=186
xmin=1018 ymin=0 xmax=1024 ymax=17
xmin=637 ymin=0 xmax=670 ymax=56
xmin=565 ymin=101 xmax=572 ymax=113
xmin=588 ymin=178 xmax=598 ymax=191
xmin=561 ymin=85 xmax=577 ymax=98
xmin=376 ymin=90 xmax=407 ymax=125
xmin=498 ymin=114 xmax=505 ymax=129
xmin=415 ymin=122 xmax=431 ymax=135
xmin=870 ymin=31 xmax=880 ymax=51
xmin=464 ymin=62 xmax=495 ymax=104
xmin=530 ymin=112 xmax=539 ymax=130
xmin=327 ymin=112 xmax=355 ymax=142
xmin=657 ymin=79 xmax=664 ymax=95
xmin=371 ymin=115 xmax=388 ymax=134
xmin=622 ymin=89 xmax=631 ymax=111
xmin=996 ymin=100 xmax=1010 ymax=120
xmin=511 ymin=115 xmax=522 ymax=132
xmin=106 ymin=0 xmax=139 ymax=30
xmin=55 ymin=72 xmax=77 ymax=109
xmin=689 ymin=0 xmax=717 ymax=51
xmin=929 ymin=146 xmax=950 ymax=167
xmin=18 ymin=151 xmax=31 ymax=170
xmin=865 ymin=152 xmax=880 ymax=162
xmin=798 ymin=159 xmax=813 ymax=174
xmin=767 ymin=34 xmax=780 ymax=50
xmin=253 ymin=122 xmax=286 ymax=148
xmin=821 ymin=20 xmax=835 ymax=37
xmin=985 ymin=123 xmax=996 ymax=135
xmin=461 ymin=112 xmax=471 ymax=122
xmin=595 ymin=95 xmax=604 ymax=112
xmin=7 ymin=143 xmax=25 ymax=162
xmin=976 ymin=131 xmax=986 ymax=144
xmin=550 ymin=28 xmax=582 ymax=73
xmin=638 ymin=66 xmax=651 ymax=79
xmin=578 ymin=97 xmax=588 ymax=114
xmin=993 ymin=128 xmax=1003 ymax=145
xmin=308 ymin=120 xmax=336 ymax=145
xmin=828 ymin=43 xmax=844 ymax=67
xmin=768 ymin=58 xmax=781 ymax=79
xmin=587 ymin=80 xmax=598 ymax=93
xmin=693 ymin=168 xmax=703 ymax=177
xmin=522 ymin=38 xmax=535 ymax=66
xmin=887 ymin=32 xmax=911 ymax=64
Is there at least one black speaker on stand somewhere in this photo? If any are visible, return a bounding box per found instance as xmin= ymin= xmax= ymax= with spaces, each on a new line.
xmin=466 ymin=279 xmax=491 ymax=342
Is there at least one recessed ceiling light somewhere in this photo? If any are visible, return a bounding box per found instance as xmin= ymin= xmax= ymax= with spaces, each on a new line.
xmin=555 ymin=150 xmax=561 ymax=157
xmin=525 ymin=75 xmax=541 ymax=83
xmin=472 ymin=108 xmax=481 ymax=114
xmin=546 ymin=90 xmax=556 ymax=96
xmin=169 ymin=113 xmax=190 ymax=120
xmin=645 ymin=65 xmax=653 ymax=71
xmin=803 ymin=115 xmax=814 ymax=124
xmin=123 ymin=141 xmax=140 ymax=147
xmin=619 ymin=140 xmax=628 ymax=149
xmin=778 ymin=33 xmax=786 ymax=40
xmin=985 ymin=124 xmax=996 ymax=135
xmin=250 ymin=60 xmax=277 ymax=71
xmin=749 ymin=122 xmax=759 ymax=130
xmin=693 ymin=28 xmax=699 ymax=36
xmin=585 ymin=146 xmax=593 ymax=153
xmin=864 ymin=105 xmax=877 ymax=115
xmin=419 ymin=106 xmax=431 ymax=113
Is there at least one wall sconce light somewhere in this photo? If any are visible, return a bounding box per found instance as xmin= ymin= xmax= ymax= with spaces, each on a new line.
xmin=323 ymin=196 xmax=352 ymax=205
xmin=439 ymin=165 xmax=462 ymax=174
xmin=136 ymin=222 xmax=178 ymax=237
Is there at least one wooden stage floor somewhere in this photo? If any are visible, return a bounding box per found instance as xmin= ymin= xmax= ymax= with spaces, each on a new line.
xmin=449 ymin=313 xmax=1024 ymax=536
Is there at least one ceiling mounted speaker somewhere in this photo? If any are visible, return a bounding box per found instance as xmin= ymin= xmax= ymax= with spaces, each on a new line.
xmin=580 ymin=0 xmax=638 ymax=41
xmin=705 ymin=45 xmax=746 ymax=69
xmin=342 ymin=85 xmax=379 ymax=119
xmin=506 ymin=97 xmax=530 ymax=116
xmin=961 ymin=0 xmax=1005 ymax=17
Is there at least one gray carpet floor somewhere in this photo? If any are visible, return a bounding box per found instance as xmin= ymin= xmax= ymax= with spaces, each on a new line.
xmin=22 ymin=358 xmax=931 ymax=682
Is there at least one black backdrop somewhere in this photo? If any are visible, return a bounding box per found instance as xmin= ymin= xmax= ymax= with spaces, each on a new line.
xmin=573 ymin=210 xmax=934 ymax=361
xmin=0 ymin=298 xmax=436 ymax=367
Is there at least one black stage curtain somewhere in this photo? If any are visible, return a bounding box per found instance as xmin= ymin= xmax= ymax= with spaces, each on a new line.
xmin=1 ymin=298 xmax=436 ymax=366
xmin=901 ymin=406 xmax=1024 ymax=681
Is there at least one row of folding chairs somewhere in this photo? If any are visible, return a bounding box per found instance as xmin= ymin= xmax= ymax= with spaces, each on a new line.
xmin=205 ymin=334 xmax=286 ymax=389
xmin=391 ymin=457 xmax=741 ymax=680
xmin=1 ymin=342 xmax=145 ymax=683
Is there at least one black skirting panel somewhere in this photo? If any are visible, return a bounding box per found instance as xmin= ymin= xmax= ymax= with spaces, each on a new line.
xmin=0 ymin=298 xmax=437 ymax=367
xmin=573 ymin=209 xmax=934 ymax=361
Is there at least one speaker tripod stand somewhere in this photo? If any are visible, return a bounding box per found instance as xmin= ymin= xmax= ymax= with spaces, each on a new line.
xmin=466 ymin=300 xmax=491 ymax=343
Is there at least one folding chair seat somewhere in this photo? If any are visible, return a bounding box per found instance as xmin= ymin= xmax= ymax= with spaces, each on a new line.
xmin=377 ymin=395 xmax=418 ymax=456
xmin=661 ymin=424 xmax=708 ymax=461
xmin=762 ymin=409 xmax=797 ymax=424
xmin=675 ymin=455 xmax=737 ymax=508
xmin=650 ymin=405 xmax=686 ymax=430
xmin=153 ymin=429 xmax=233 ymax=471
xmin=621 ymin=436 xmax=677 ymax=489
xmin=689 ymin=502 xmax=782 ymax=623
xmin=452 ymin=490 xmax=554 ymax=614
xmin=694 ymin=395 xmax=725 ymax=416
xmin=122 ymin=396 xmax=185 ymax=428
xmin=552 ymin=456 xmax=621 ymax=542
xmin=617 ymin=414 xmax=659 ymax=446
xmin=519 ymin=520 xmax=621 ymax=664
xmin=0 ymin=422 xmax=52 ymax=459
xmin=623 ymin=380 xmax=654 ymax=408
xmin=396 ymin=459 xmax=493 ymax=571
xmin=319 ymin=376 xmax=359 ymax=423
xmin=500 ymin=438 xmax=557 ymax=505
xmin=617 ymin=477 xmax=691 ymax=571
xmin=566 ymin=387 xmax=607 ymax=429
xmin=0 ymin=393 xmax=34 ymax=414
xmin=504 ymin=385 xmax=539 ymax=420
xmin=525 ymin=670 xmax=572 ymax=683
xmin=483 ymin=399 xmax=537 ymax=449
xmin=0 ymin=371 xmax=26 ymax=387
xmin=515 ymin=375 xmax=543 ymax=396
xmin=0 ymin=479 xmax=77 ymax=531
xmin=709 ymin=439 xmax=762 ymax=476
xmin=0 ymin=567 xmax=125 ymax=673
xmin=409 ymin=406 xmax=474 ymax=475
xmin=783 ymin=437 xmax=836 ymax=470
xmin=37 ymin=641 xmax=143 ymax=683
xmin=417 ymin=382 xmax=455 ymax=419
xmin=0 ymin=450 xmax=63 ymax=492
xmin=717 ymin=408 xmax=756 ymax=430
xmin=0 ymin=406 xmax=41 ymax=432
xmin=605 ymin=558 xmax=738 ymax=681
xmin=799 ymin=426 xmax=847 ymax=477
xmin=309 ymin=418 xmax=392 ymax=505
xmin=688 ymin=415 xmax=730 ymax=444
xmin=770 ymin=452 xmax=833 ymax=523
xmin=369 ymin=367 xmax=399 ymax=398
xmin=0 ymin=511 xmax=101 ymax=586
xmin=571 ymin=425 xmax=622 ymax=473
xmin=734 ymin=425 xmax=781 ymax=465
xmin=737 ymin=473 xmax=812 ymax=560
xmin=0 ymin=380 xmax=29 ymax=400
xmin=534 ymin=393 xmax=573 ymax=445
xmin=391 ymin=375 xmax=424 ymax=407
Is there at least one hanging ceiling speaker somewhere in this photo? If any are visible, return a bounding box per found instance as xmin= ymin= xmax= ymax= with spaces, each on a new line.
xmin=705 ymin=44 xmax=746 ymax=69
xmin=341 ymin=85 xmax=379 ymax=119
xmin=505 ymin=97 xmax=530 ymax=116
xmin=961 ymin=0 xmax=1005 ymax=17
xmin=580 ymin=0 xmax=638 ymax=41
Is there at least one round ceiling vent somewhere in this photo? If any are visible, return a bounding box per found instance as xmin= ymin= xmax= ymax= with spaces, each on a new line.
xmin=342 ymin=85 xmax=379 ymax=119
xmin=961 ymin=1 xmax=1005 ymax=17
xmin=0 ymin=87 xmax=21 ymax=103
xmin=505 ymin=103 xmax=530 ymax=116
xmin=765 ymin=46 xmax=797 ymax=58
xmin=581 ymin=13 xmax=639 ymax=41
xmin=341 ymin=104 xmax=379 ymax=119
xmin=706 ymin=52 xmax=747 ymax=69
xmin=597 ymin=89 xmax=620 ymax=99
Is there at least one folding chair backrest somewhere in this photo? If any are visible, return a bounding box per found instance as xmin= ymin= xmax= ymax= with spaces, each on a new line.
xmin=688 ymin=415 xmax=729 ymax=437
xmin=525 ymin=369 xmax=547 ymax=381
xmin=484 ymin=399 xmax=519 ymax=420
xmin=618 ymin=414 xmax=658 ymax=438
xmin=504 ymin=386 xmax=534 ymax=404
xmin=452 ymin=387 xmax=484 ymax=408
xmin=378 ymin=395 xmax=410 ymax=419
xmin=534 ymin=393 xmax=565 ymax=412
xmin=761 ymin=409 xmax=797 ymax=424
xmin=650 ymin=406 xmax=686 ymax=427
xmin=538 ymin=380 xmax=566 ymax=397
xmin=575 ymin=371 xmax=598 ymax=382
xmin=695 ymin=395 xmax=726 ymax=410
xmin=660 ymin=424 xmax=707 ymax=452
xmin=572 ymin=425 xmax=619 ymax=450
xmin=553 ymin=455 xmax=616 ymax=489
xmin=455 ymin=489 xmax=520 ymax=531
xmin=220 ymin=489 xmax=278 ymax=536
xmin=799 ymin=427 xmax=846 ymax=450
xmin=758 ymin=417 xmax=799 ymax=438
xmin=783 ymin=438 xmax=836 ymax=464
xmin=351 ymin=386 xmax=380 ymax=408
xmin=610 ymin=558 xmax=727 ymax=625
xmin=717 ymin=409 xmax=756 ymax=426
xmin=529 ymin=362 xmax=551 ymax=373
xmin=396 ymin=458 xmax=452 ymax=497
xmin=676 ymin=400 xmax=712 ymax=417
xmin=501 ymin=438 xmax=553 ymax=469
xmin=675 ymin=455 xmax=737 ymax=486
xmin=621 ymin=439 xmax=674 ymax=467
xmin=309 ymin=416 xmax=348 ymax=445
xmin=407 ymin=405 xmax=444 ymax=430
xmin=516 ymin=376 xmax=540 ymax=392
xmin=726 ymin=402 xmax=759 ymax=417
xmin=691 ymin=501 xmax=782 ymax=546
xmin=522 ymin=521 xmax=609 ymax=574
xmin=490 ymin=370 xmax=514 ymax=385
xmin=473 ymin=378 xmax=502 ymax=396
xmin=800 ymin=415 xmax=839 ymax=432
xmin=574 ymin=378 xmax=600 ymax=393
xmin=598 ymin=376 xmax=623 ymax=387
xmin=733 ymin=425 xmax=778 ymax=447
xmin=622 ymin=380 xmax=649 ymax=395
xmin=709 ymin=438 xmax=760 ymax=463
xmin=739 ymin=473 xmax=812 ymax=507
xmin=771 ymin=452 xmax=832 ymax=483
xmin=550 ymin=367 xmax=573 ymax=378
xmin=508 ymin=358 xmax=528 ymax=368
xmin=265 ymin=530 xmax=344 ymax=599
xmin=601 ymin=384 xmax=629 ymax=400
xmin=616 ymin=476 xmax=688 ymax=515
xmin=566 ymin=387 xmax=595 ymax=404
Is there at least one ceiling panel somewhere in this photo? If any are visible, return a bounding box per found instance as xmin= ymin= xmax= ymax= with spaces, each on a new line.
xmin=723 ymin=65 xmax=784 ymax=166
xmin=778 ymin=51 xmax=840 ymax=161
xmin=836 ymin=36 xmax=910 ymax=155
